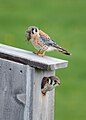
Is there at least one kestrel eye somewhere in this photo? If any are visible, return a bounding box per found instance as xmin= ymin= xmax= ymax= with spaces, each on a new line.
xmin=35 ymin=28 xmax=37 ymax=32
xmin=54 ymin=80 xmax=57 ymax=83
xmin=32 ymin=28 xmax=34 ymax=31
xmin=47 ymin=78 xmax=49 ymax=83
xmin=54 ymin=80 xmax=57 ymax=84
xmin=32 ymin=28 xmax=35 ymax=34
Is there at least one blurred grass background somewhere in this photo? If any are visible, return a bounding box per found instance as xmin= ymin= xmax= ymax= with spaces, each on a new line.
xmin=0 ymin=0 xmax=86 ymax=120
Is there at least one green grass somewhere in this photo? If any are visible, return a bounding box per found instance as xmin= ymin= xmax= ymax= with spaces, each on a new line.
xmin=0 ymin=0 xmax=86 ymax=120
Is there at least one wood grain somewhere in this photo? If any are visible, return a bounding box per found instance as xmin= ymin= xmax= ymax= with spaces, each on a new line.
xmin=0 ymin=44 xmax=68 ymax=70
xmin=24 ymin=67 xmax=55 ymax=120
xmin=0 ymin=58 xmax=26 ymax=120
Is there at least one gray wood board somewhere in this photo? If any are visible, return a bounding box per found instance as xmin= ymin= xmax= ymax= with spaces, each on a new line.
xmin=0 ymin=44 xmax=68 ymax=70
xmin=0 ymin=58 xmax=26 ymax=120
xmin=24 ymin=67 xmax=55 ymax=120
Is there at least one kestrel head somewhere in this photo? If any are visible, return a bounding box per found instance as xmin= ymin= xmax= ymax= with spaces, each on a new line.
xmin=41 ymin=76 xmax=60 ymax=89
xmin=48 ymin=76 xmax=60 ymax=87
xmin=41 ymin=76 xmax=60 ymax=95
xmin=26 ymin=26 xmax=39 ymax=40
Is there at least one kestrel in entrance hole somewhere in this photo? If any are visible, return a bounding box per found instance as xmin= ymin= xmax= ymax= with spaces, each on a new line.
xmin=26 ymin=26 xmax=70 ymax=56
xmin=41 ymin=76 xmax=60 ymax=95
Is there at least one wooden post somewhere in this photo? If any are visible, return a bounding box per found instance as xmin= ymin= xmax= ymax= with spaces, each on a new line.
xmin=0 ymin=44 xmax=68 ymax=120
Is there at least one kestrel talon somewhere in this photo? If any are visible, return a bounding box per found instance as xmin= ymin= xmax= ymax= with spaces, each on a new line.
xmin=26 ymin=26 xmax=70 ymax=56
xmin=41 ymin=76 xmax=60 ymax=95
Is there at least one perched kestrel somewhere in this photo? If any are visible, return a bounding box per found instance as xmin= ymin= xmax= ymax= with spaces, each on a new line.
xmin=26 ymin=26 xmax=70 ymax=56
xmin=41 ymin=76 xmax=60 ymax=95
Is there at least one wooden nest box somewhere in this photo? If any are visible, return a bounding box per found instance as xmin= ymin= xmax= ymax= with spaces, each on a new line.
xmin=0 ymin=44 xmax=68 ymax=120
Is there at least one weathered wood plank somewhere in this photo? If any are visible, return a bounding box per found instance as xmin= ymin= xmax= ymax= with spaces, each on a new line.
xmin=0 ymin=44 xmax=68 ymax=70
xmin=0 ymin=58 xmax=26 ymax=120
xmin=24 ymin=66 xmax=34 ymax=120
xmin=24 ymin=67 xmax=55 ymax=120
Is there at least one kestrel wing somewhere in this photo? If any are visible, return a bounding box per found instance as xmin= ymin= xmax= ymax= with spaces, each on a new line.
xmin=39 ymin=34 xmax=57 ymax=46
xmin=39 ymin=34 xmax=70 ymax=55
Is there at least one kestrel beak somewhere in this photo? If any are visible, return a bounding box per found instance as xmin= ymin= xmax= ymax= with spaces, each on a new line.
xmin=53 ymin=77 xmax=60 ymax=86
xmin=26 ymin=30 xmax=31 ymax=41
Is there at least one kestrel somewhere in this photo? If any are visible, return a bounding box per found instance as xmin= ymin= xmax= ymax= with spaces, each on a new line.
xmin=41 ymin=76 xmax=60 ymax=95
xmin=26 ymin=26 xmax=70 ymax=56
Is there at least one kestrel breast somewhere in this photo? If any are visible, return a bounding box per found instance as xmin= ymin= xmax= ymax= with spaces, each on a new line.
xmin=38 ymin=38 xmax=49 ymax=51
xmin=31 ymin=38 xmax=48 ymax=51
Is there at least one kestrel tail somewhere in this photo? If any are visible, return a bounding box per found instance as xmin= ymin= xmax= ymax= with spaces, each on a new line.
xmin=26 ymin=26 xmax=71 ymax=56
